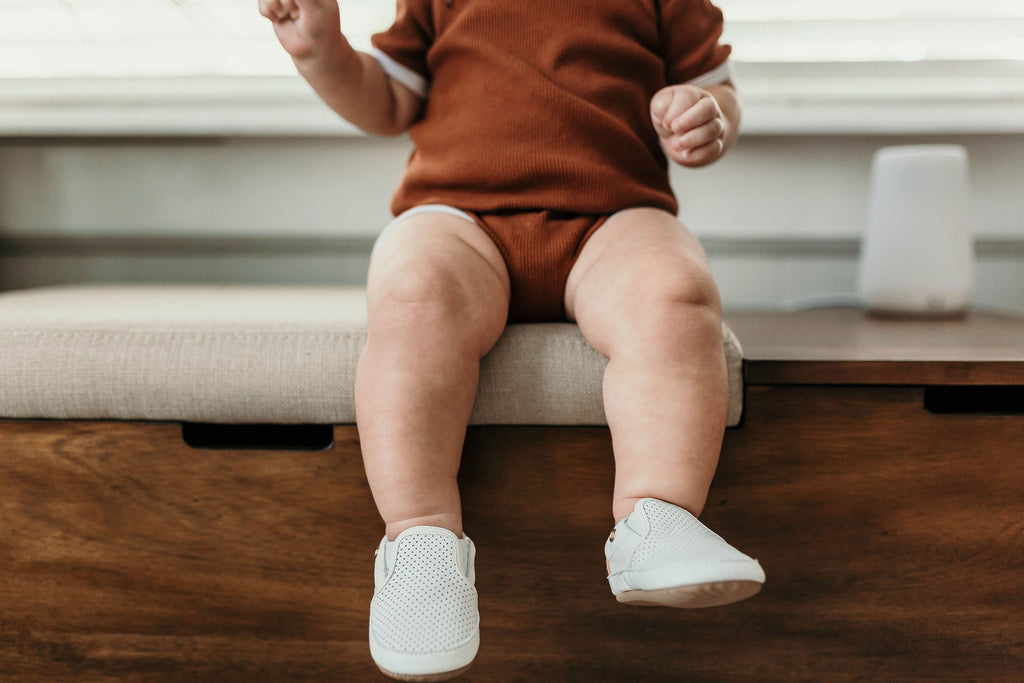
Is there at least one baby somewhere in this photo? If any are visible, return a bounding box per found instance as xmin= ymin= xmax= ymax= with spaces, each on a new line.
xmin=260 ymin=0 xmax=765 ymax=679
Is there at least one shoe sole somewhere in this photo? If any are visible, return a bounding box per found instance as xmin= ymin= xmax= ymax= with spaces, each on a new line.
xmin=616 ymin=579 xmax=762 ymax=609
xmin=376 ymin=662 xmax=473 ymax=682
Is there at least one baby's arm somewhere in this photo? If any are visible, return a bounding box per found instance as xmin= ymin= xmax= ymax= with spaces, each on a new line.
xmin=650 ymin=82 xmax=740 ymax=168
xmin=259 ymin=0 xmax=421 ymax=136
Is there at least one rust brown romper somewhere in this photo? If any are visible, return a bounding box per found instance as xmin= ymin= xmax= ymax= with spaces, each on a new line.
xmin=371 ymin=0 xmax=732 ymax=322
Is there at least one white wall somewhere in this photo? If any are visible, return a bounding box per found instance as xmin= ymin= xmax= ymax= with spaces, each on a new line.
xmin=1 ymin=132 xmax=1022 ymax=312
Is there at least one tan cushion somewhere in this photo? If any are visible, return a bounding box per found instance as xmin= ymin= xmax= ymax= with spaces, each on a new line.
xmin=0 ymin=285 xmax=743 ymax=426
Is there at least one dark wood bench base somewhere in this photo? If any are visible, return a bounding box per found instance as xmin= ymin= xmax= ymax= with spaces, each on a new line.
xmin=2 ymin=384 xmax=1022 ymax=680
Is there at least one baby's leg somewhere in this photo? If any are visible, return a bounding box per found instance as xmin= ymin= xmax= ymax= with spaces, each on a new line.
xmin=564 ymin=207 xmax=762 ymax=608
xmin=563 ymin=207 xmax=728 ymax=523
xmin=356 ymin=211 xmax=510 ymax=540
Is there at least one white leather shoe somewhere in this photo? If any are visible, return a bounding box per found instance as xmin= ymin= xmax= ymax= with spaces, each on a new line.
xmin=370 ymin=526 xmax=479 ymax=681
xmin=605 ymin=498 xmax=765 ymax=608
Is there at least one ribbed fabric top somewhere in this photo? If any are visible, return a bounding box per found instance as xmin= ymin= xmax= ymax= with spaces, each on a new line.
xmin=372 ymin=0 xmax=731 ymax=217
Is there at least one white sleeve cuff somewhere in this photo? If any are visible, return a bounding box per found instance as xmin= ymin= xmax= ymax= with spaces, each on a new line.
xmin=684 ymin=60 xmax=734 ymax=88
xmin=370 ymin=47 xmax=429 ymax=98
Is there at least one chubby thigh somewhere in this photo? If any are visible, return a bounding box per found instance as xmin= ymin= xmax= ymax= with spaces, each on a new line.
xmin=366 ymin=207 xmax=511 ymax=345
xmin=563 ymin=207 xmax=720 ymax=352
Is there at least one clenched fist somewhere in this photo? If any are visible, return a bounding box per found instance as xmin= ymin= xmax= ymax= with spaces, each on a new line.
xmin=650 ymin=85 xmax=730 ymax=168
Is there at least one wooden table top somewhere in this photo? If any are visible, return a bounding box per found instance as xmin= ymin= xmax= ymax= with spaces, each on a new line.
xmin=723 ymin=308 xmax=1024 ymax=385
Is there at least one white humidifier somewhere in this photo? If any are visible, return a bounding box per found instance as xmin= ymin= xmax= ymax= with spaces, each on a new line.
xmin=856 ymin=145 xmax=974 ymax=318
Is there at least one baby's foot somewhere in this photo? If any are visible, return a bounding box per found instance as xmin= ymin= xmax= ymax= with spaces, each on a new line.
xmin=604 ymin=498 xmax=765 ymax=608
xmin=370 ymin=526 xmax=479 ymax=681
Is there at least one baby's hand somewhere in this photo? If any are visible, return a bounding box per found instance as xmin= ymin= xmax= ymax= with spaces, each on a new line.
xmin=650 ymin=85 xmax=727 ymax=167
xmin=258 ymin=0 xmax=342 ymax=62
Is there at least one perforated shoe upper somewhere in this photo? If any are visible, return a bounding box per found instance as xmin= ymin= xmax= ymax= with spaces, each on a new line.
xmin=371 ymin=526 xmax=479 ymax=657
xmin=605 ymin=498 xmax=765 ymax=594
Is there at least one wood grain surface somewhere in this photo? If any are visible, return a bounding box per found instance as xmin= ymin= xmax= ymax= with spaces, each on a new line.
xmin=725 ymin=308 xmax=1024 ymax=385
xmin=2 ymin=388 xmax=1022 ymax=680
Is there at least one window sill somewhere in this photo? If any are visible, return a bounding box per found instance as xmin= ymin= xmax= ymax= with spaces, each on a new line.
xmin=0 ymin=77 xmax=361 ymax=138
xmin=2 ymin=60 xmax=1023 ymax=138
xmin=736 ymin=60 xmax=1024 ymax=135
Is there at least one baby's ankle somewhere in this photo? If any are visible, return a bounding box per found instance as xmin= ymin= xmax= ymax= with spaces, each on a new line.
xmin=386 ymin=513 xmax=463 ymax=541
xmin=613 ymin=492 xmax=706 ymax=522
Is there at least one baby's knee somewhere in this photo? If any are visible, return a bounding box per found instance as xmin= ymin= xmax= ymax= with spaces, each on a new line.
xmin=367 ymin=249 xmax=508 ymax=350
xmin=652 ymin=265 xmax=721 ymax=314
xmin=372 ymin=253 xmax=469 ymax=308
xmin=607 ymin=262 xmax=723 ymax=363
xmin=626 ymin=253 xmax=722 ymax=332
xmin=368 ymin=259 xmax=488 ymax=345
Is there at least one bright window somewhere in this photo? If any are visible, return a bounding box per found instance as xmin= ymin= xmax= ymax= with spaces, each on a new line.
xmin=1 ymin=0 xmax=1022 ymax=134
xmin=0 ymin=0 xmax=384 ymax=78
xmin=715 ymin=0 xmax=1024 ymax=132
xmin=718 ymin=0 xmax=1024 ymax=63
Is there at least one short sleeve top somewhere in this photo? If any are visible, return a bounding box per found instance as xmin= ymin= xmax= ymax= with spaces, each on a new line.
xmin=372 ymin=0 xmax=732 ymax=216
